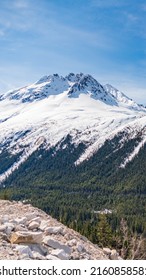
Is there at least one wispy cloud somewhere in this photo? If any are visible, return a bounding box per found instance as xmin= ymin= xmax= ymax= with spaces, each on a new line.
xmin=0 ymin=0 xmax=117 ymax=52
xmin=37 ymin=18 xmax=115 ymax=51
xmin=121 ymin=9 xmax=146 ymax=40
xmin=122 ymin=11 xmax=140 ymax=33
xmin=0 ymin=0 xmax=33 ymax=33
xmin=126 ymin=13 xmax=139 ymax=22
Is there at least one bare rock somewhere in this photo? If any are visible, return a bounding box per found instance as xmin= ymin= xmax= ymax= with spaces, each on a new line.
xmin=28 ymin=217 xmax=41 ymax=225
xmin=70 ymin=252 xmax=80 ymax=260
xmin=29 ymin=244 xmax=48 ymax=256
xmin=14 ymin=225 xmax=28 ymax=232
xmin=46 ymin=254 xmax=60 ymax=260
xmin=32 ymin=252 xmax=46 ymax=260
xmin=67 ymin=239 xmax=77 ymax=247
xmin=103 ymin=247 xmax=111 ymax=256
xmin=0 ymin=223 xmax=14 ymax=235
xmin=13 ymin=217 xmax=27 ymax=225
xmin=25 ymin=213 xmax=37 ymax=220
xmin=1 ymin=215 xmax=9 ymax=224
xmin=51 ymin=249 xmax=70 ymax=260
xmin=110 ymin=249 xmax=119 ymax=260
xmin=43 ymin=237 xmax=71 ymax=255
xmin=10 ymin=231 xmax=43 ymax=244
xmin=0 ymin=225 xmax=7 ymax=233
xmin=39 ymin=221 xmax=50 ymax=231
xmin=28 ymin=221 xmax=40 ymax=230
xmin=0 ymin=200 xmax=122 ymax=260
xmin=44 ymin=226 xmax=63 ymax=235
xmin=77 ymin=242 xmax=84 ymax=253
xmin=14 ymin=245 xmax=33 ymax=258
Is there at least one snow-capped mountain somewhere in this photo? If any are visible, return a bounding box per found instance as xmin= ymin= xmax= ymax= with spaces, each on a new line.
xmin=104 ymin=84 xmax=144 ymax=110
xmin=2 ymin=73 xmax=117 ymax=105
xmin=0 ymin=73 xmax=146 ymax=183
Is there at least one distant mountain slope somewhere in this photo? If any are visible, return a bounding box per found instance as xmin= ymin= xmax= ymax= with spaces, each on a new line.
xmin=0 ymin=73 xmax=146 ymax=183
xmin=104 ymin=84 xmax=144 ymax=110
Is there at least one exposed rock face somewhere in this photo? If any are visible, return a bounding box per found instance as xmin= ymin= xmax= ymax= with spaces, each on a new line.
xmin=0 ymin=200 xmax=121 ymax=260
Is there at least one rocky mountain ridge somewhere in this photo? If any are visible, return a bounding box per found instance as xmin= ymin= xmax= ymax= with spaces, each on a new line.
xmin=0 ymin=200 xmax=121 ymax=260
xmin=1 ymin=73 xmax=145 ymax=109
xmin=0 ymin=73 xmax=117 ymax=105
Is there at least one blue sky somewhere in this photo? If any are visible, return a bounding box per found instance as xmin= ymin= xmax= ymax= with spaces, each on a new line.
xmin=0 ymin=0 xmax=146 ymax=105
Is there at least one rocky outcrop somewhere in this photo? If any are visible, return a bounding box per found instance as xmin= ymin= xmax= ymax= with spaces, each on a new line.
xmin=0 ymin=200 xmax=122 ymax=260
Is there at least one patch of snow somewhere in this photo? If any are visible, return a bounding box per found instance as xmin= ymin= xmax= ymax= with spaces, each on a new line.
xmin=120 ymin=134 xmax=146 ymax=168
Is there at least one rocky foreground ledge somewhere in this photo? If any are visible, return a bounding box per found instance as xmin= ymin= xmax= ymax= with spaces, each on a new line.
xmin=0 ymin=200 xmax=121 ymax=260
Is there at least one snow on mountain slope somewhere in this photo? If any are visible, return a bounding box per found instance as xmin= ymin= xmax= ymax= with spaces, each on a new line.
xmin=104 ymin=84 xmax=145 ymax=111
xmin=2 ymin=74 xmax=70 ymax=103
xmin=67 ymin=75 xmax=118 ymax=106
xmin=0 ymin=73 xmax=146 ymax=182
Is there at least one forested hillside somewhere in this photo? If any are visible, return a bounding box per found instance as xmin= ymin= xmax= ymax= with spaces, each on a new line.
xmin=1 ymin=132 xmax=146 ymax=259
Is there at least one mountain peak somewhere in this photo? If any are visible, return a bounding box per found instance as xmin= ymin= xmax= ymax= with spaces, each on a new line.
xmin=104 ymin=84 xmax=145 ymax=111
xmin=65 ymin=72 xmax=84 ymax=82
xmin=35 ymin=73 xmax=66 ymax=85
xmin=1 ymin=73 xmax=144 ymax=111
xmin=105 ymin=84 xmax=132 ymax=102
xmin=67 ymin=74 xmax=117 ymax=106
